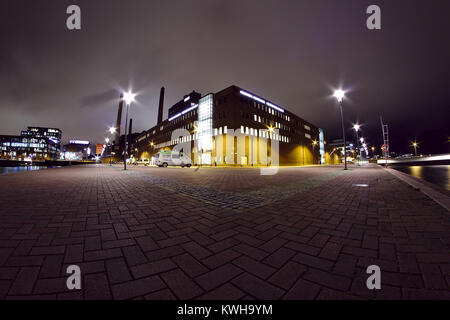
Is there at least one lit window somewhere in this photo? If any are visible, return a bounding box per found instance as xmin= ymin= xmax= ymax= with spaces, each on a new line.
xmin=241 ymin=125 xmax=244 ymax=134
xmin=224 ymin=126 xmax=227 ymax=134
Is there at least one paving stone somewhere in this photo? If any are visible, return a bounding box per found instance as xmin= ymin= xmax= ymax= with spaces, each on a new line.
xmin=160 ymin=269 xmax=203 ymax=299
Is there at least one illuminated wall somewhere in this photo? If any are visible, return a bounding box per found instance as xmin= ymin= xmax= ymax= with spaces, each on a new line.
xmin=197 ymin=94 xmax=213 ymax=164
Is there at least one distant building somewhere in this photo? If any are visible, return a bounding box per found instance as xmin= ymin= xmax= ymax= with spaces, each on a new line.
xmin=134 ymin=85 xmax=337 ymax=166
xmin=62 ymin=140 xmax=91 ymax=160
xmin=0 ymin=127 xmax=62 ymax=161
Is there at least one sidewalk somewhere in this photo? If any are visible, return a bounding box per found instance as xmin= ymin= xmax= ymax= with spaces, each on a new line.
xmin=0 ymin=164 xmax=449 ymax=299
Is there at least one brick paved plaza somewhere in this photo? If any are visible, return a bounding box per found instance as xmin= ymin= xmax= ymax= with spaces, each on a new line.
xmin=0 ymin=164 xmax=449 ymax=300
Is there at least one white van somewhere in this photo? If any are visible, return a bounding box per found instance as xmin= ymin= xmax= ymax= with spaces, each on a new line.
xmin=154 ymin=150 xmax=192 ymax=168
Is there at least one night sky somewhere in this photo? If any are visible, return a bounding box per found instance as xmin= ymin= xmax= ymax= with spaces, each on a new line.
xmin=1 ymin=0 xmax=449 ymax=155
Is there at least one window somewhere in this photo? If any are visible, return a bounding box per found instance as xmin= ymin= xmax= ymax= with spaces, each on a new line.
xmin=304 ymin=125 xmax=311 ymax=131
xmin=305 ymin=133 xmax=311 ymax=139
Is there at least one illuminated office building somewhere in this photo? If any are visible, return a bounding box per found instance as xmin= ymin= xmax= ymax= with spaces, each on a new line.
xmin=0 ymin=127 xmax=62 ymax=161
xmin=135 ymin=85 xmax=336 ymax=166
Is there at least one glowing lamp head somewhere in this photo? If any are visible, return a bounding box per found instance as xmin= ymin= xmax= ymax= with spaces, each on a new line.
xmin=105 ymin=138 xmax=110 ymax=143
xmin=123 ymin=91 xmax=136 ymax=105
xmin=360 ymin=137 xmax=364 ymax=143
xmin=353 ymin=124 xmax=360 ymax=131
xmin=109 ymin=126 xmax=116 ymax=134
xmin=333 ymin=89 xmax=345 ymax=103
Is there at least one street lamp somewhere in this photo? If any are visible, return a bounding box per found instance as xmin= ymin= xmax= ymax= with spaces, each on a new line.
xmin=312 ymin=140 xmax=318 ymax=164
xmin=123 ymin=91 xmax=136 ymax=170
xmin=333 ymin=89 xmax=347 ymax=170
xmin=105 ymin=137 xmax=112 ymax=166
xmin=412 ymin=141 xmax=418 ymax=157
xmin=353 ymin=124 xmax=360 ymax=166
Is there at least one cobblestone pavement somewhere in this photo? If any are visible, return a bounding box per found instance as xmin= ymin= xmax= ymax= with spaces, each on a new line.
xmin=0 ymin=164 xmax=449 ymax=300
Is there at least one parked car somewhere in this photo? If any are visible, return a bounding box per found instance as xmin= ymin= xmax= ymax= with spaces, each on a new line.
xmin=154 ymin=150 xmax=192 ymax=168
xmin=134 ymin=159 xmax=150 ymax=166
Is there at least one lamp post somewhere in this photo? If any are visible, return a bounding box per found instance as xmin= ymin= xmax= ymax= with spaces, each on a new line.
xmin=123 ymin=91 xmax=136 ymax=170
xmin=412 ymin=141 xmax=418 ymax=157
xmin=333 ymin=89 xmax=347 ymax=170
xmin=353 ymin=124 xmax=360 ymax=166
xmin=359 ymin=137 xmax=364 ymax=161
xmin=105 ymin=137 xmax=112 ymax=166
xmin=312 ymin=140 xmax=318 ymax=164
xmin=108 ymin=127 xmax=116 ymax=164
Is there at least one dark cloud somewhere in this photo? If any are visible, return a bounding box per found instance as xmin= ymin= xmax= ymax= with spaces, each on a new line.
xmin=0 ymin=0 xmax=449 ymax=154
xmin=80 ymin=89 xmax=118 ymax=109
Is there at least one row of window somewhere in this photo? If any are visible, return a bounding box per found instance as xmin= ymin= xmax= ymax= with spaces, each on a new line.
xmin=253 ymin=114 xmax=289 ymax=131
xmin=241 ymin=98 xmax=291 ymax=122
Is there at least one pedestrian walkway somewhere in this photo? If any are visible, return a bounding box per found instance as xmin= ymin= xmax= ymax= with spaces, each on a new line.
xmin=0 ymin=164 xmax=449 ymax=300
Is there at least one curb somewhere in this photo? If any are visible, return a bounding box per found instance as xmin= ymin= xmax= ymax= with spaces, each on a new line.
xmin=385 ymin=167 xmax=450 ymax=212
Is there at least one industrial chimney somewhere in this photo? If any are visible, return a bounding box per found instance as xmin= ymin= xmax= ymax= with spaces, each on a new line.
xmin=157 ymin=87 xmax=165 ymax=125
xmin=115 ymin=93 xmax=124 ymax=144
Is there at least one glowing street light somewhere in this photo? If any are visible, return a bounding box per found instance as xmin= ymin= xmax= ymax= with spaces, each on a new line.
xmin=333 ymin=89 xmax=347 ymax=170
xmin=122 ymin=90 xmax=136 ymax=170
xmin=105 ymin=137 xmax=110 ymax=144
xmin=333 ymin=90 xmax=345 ymax=103
xmin=123 ymin=91 xmax=136 ymax=106
xmin=109 ymin=126 xmax=116 ymax=135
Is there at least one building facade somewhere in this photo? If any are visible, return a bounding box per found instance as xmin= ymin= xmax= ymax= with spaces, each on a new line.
xmin=135 ymin=85 xmax=336 ymax=166
xmin=62 ymin=140 xmax=91 ymax=160
xmin=0 ymin=127 xmax=62 ymax=161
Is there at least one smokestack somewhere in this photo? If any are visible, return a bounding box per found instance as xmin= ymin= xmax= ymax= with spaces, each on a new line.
xmin=157 ymin=87 xmax=165 ymax=124
xmin=115 ymin=93 xmax=123 ymax=144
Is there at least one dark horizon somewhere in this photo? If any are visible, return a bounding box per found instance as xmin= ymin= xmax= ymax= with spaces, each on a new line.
xmin=1 ymin=0 xmax=449 ymax=155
